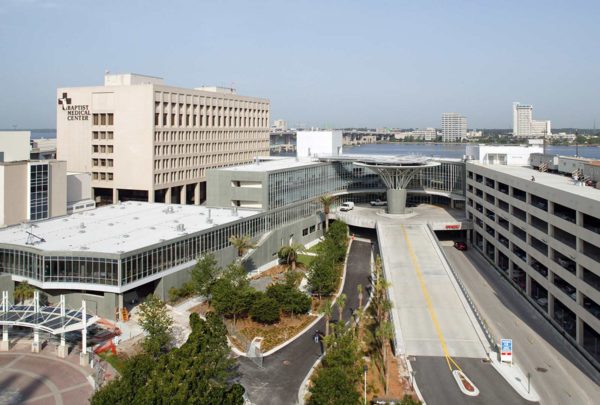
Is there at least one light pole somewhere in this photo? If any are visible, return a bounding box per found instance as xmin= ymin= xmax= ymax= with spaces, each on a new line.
xmin=363 ymin=364 xmax=368 ymax=405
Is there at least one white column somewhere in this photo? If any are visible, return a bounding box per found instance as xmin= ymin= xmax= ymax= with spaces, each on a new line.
xmin=32 ymin=329 xmax=40 ymax=353
xmin=31 ymin=291 xmax=41 ymax=353
xmin=1 ymin=292 xmax=8 ymax=351
xmin=57 ymin=295 xmax=67 ymax=358
xmin=80 ymin=300 xmax=89 ymax=367
xmin=1 ymin=325 xmax=8 ymax=351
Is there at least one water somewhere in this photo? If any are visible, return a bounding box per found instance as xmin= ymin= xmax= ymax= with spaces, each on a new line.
xmin=343 ymin=143 xmax=600 ymax=160
xmin=26 ymin=129 xmax=600 ymax=160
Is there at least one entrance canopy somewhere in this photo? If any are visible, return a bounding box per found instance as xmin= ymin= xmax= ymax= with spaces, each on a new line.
xmin=0 ymin=292 xmax=97 ymax=334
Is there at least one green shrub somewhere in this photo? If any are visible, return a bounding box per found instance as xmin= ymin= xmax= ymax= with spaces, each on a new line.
xmin=250 ymin=293 xmax=280 ymax=324
xmin=266 ymin=283 xmax=311 ymax=316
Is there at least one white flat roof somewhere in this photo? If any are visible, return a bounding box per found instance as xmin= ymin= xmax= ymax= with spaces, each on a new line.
xmin=219 ymin=157 xmax=322 ymax=172
xmin=470 ymin=162 xmax=600 ymax=201
xmin=0 ymin=202 xmax=259 ymax=254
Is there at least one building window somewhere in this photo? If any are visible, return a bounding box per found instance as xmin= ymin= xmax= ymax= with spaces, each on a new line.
xmin=29 ymin=163 xmax=49 ymax=221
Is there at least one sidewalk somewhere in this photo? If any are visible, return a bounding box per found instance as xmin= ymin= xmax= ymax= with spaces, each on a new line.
xmin=490 ymin=353 xmax=541 ymax=402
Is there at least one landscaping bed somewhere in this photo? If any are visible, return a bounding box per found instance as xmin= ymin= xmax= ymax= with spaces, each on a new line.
xmin=228 ymin=314 xmax=317 ymax=352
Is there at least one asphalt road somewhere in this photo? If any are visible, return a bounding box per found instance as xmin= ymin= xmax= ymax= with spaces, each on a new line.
xmin=444 ymin=246 xmax=600 ymax=405
xmin=412 ymin=356 xmax=534 ymax=405
xmin=237 ymin=240 xmax=372 ymax=405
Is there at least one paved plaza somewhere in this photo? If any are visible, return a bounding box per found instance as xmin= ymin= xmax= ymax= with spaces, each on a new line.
xmin=0 ymin=344 xmax=93 ymax=405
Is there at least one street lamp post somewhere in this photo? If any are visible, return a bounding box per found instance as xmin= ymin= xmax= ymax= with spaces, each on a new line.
xmin=363 ymin=364 xmax=368 ymax=405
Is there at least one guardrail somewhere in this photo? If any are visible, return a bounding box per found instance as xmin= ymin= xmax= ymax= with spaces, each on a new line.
xmin=426 ymin=224 xmax=499 ymax=353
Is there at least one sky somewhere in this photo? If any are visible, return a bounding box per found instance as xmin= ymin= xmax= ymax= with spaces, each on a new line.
xmin=0 ymin=0 xmax=599 ymax=129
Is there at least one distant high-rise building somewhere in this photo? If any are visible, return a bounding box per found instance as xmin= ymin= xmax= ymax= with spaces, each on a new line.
xmin=273 ymin=119 xmax=287 ymax=131
xmin=512 ymin=102 xmax=551 ymax=138
xmin=442 ymin=113 xmax=467 ymax=142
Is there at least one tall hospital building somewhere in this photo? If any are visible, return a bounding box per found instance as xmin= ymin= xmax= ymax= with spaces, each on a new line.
xmin=57 ymin=73 xmax=270 ymax=205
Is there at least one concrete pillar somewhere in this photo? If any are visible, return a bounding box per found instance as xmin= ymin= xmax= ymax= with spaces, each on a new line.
xmin=32 ymin=329 xmax=40 ymax=353
xmin=112 ymin=188 xmax=118 ymax=204
xmin=387 ymin=189 xmax=408 ymax=214
xmin=576 ymin=316 xmax=584 ymax=344
xmin=194 ymin=183 xmax=200 ymax=205
xmin=165 ymin=187 xmax=172 ymax=204
xmin=57 ymin=333 xmax=67 ymax=358
xmin=548 ymin=293 xmax=555 ymax=317
xmin=148 ymin=189 xmax=155 ymax=203
xmin=1 ymin=325 xmax=9 ymax=351
xmin=526 ymin=274 xmax=532 ymax=296
xmin=180 ymin=185 xmax=187 ymax=205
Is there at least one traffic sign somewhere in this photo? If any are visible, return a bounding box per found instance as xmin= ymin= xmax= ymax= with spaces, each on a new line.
xmin=500 ymin=338 xmax=513 ymax=363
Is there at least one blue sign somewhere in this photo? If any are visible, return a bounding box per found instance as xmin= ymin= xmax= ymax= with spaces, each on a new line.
xmin=500 ymin=338 xmax=513 ymax=362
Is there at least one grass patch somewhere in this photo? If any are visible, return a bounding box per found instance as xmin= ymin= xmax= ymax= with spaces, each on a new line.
xmin=298 ymin=254 xmax=316 ymax=268
xmin=98 ymin=351 xmax=127 ymax=373
xmin=306 ymin=242 xmax=322 ymax=254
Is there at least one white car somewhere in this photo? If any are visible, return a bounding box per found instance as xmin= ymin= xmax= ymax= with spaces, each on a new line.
xmin=339 ymin=202 xmax=355 ymax=212
xmin=370 ymin=199 xmax=387 ymax=206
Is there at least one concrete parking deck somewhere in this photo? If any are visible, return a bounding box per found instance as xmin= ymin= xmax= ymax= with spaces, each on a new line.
xmin=378 ymin=222 xmax=487 ymax=358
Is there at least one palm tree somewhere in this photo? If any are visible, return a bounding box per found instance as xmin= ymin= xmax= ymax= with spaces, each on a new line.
xmin=321 ymin=299 xmax=333 ymax=338
xmin=376 ymin=321 xmax=395 ymax=395
xmin=229 ymin=234 xmax=255 ymax=258
xmin=319 ymin=194 xmax=334 ymax=233
xmin=14 ymin=281 xmax=34 ymax=304
xmin=357 ymin=283 xmax=364 ymax=309
xmin=336 ymin=293 xmax=346 ymax=322
xmin=277 ymin=243 xmax=304 ymax=271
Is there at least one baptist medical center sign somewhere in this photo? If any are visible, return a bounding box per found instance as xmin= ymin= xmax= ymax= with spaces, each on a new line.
xmin=58 ymin=92 xmax=90 ymax=121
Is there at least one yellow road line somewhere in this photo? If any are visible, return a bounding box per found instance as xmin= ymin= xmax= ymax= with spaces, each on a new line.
xmin=401 ymin=225 xmax=461 ymax=372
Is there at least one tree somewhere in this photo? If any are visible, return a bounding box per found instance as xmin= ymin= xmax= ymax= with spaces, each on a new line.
xmin=266 ymin=282 xmax=311 ymax=317
xmin=357 ymin=283 xmax=364 ymax=310
xmin=277 ymin=243 xmax=304 ymax=271
xmin=336 ymin=293 xmax=346 ymax=322
xmin=250 ymin=293 xmax=280 ymax=324
xmin=14 ymin=281 xmax=34 ymax=304
xmin=92 ymin=312 xmax=245 ymax=405
xmin=191 ymin=253 xmax=221 ymax=302
xmin=308 ymin=259 xmax=337 ymax=298
xmin=308 ymin=324 xmax=362 ymax=405
xmin=229 ymin=234 xmax=255 ymax=258
xmin=138 ymin=294 xmax=173 ymax=356
xmin=321 ymin=299 xmax=333 ymax=338
xmin=319 ymin=194 xmax=334 ymax=232
xmin=211 ymin=262 xmax=254 ymax=324
xmin=376 ymin=321 xmax=395 ymax=395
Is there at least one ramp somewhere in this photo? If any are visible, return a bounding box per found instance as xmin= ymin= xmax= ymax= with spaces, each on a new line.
xmin=377 ymin=223 xmax=487 ymax=359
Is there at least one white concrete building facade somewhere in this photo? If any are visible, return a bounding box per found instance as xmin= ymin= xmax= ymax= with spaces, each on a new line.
xmin=513 ymin=102 xmax=551 ymax=138
xmin=442 ymin=113 xmax=467 ymax=142
xmin=296 ymin=130 xmax=343 ymax=158
xmin=57 ymin=73 xmax=270 ymax=205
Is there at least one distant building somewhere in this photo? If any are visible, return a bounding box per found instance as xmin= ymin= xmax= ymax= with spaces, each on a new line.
xmin=394 ymin=128 xmax=437 ymax=141
xmin=442 ymin=113 xmax=467 ymax=142
xmin=297 ymin=130 xmax=343 ymax=158
xmin=466 ymin=141 xmax=543 ymax=166
xmin=273 ymin=119 xmax=288 ymax=131
xmin=0 ymin=131 xmax=67 ymax=227
xmin=512 ymin=102 xmax=551 ymax=138
xmin=57 ymin=73 xmax=270 ymax=206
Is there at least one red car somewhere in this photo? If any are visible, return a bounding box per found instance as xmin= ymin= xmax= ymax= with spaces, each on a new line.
xmin=454 ymin=241 xmax=467 ymax=251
